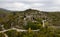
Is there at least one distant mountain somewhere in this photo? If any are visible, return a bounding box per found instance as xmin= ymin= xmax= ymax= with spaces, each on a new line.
xmin=0 ymin=8 xmax=12 ymax=13
xmin=0 ymin=8 xmax=7 ymax=11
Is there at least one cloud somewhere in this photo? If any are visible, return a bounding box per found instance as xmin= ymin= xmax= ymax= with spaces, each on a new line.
xmin=52 ymin=0 xmax=60 ymax=5
xmin=32 ymin=3 xmax=45 ymax=6
xmin=0 ymin=0 xmax=60 ymax=11
xmin=1 ymin=2 xmax=30 ymax=11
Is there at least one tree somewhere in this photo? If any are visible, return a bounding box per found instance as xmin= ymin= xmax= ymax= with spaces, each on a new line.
xmin=24 ymin=21 xmax=41 ymax=30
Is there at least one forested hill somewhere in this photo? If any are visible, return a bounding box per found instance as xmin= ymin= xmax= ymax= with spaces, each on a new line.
xmin=0 ymin=8 xmax=60 ymax=27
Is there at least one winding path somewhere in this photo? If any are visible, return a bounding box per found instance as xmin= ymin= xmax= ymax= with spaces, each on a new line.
xmin=4 ymin=33 xmax=8 ymax=37
xmin=0 ymin=28 xmax=39 ymax=37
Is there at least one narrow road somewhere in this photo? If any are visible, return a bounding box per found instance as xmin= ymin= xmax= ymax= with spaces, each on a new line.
xmin=4 ymin=33 xmax=8 ymax=37
xmin=0 ymin=28 xmax=39 ymax=37
xmin=0 ymin=28 xmax=39 ymax=33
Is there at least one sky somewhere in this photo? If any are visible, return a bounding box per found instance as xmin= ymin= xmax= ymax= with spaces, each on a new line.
xmin=0 ymin=0 xmax=60 ymax=11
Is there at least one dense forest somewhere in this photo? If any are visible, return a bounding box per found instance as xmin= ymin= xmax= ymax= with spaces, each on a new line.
xmin=0 ymin=8 xmax=60 ymax=37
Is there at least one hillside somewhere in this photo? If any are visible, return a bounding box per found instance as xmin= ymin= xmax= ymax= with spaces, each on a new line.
xmin=0 ymin=8 xmax=60 ymax=26
xmin=0 ymin=8 xmax=60 ymax=37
